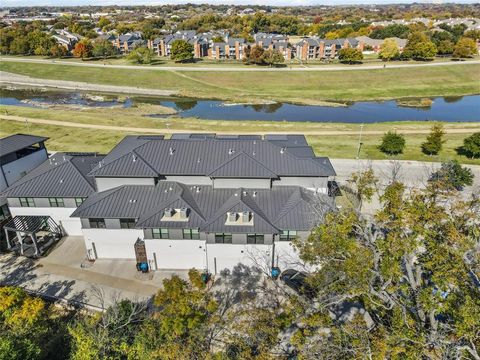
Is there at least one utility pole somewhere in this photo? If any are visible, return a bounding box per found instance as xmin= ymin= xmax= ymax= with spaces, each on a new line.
xmin=356 ymin=123 xmax=364 ymax=159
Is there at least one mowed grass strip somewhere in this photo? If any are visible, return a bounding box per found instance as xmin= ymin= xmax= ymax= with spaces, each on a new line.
xmin=1 ymin=61 xmax=479 ymax=104
xmin=2 ymin=119 xmax=478 ymax=164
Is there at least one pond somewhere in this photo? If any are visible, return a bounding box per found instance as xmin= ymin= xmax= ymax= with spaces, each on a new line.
xmin=157 ymin=96 xmax=480 ymax=123
xmin=1 ymin=88 xmax=479 ymax=123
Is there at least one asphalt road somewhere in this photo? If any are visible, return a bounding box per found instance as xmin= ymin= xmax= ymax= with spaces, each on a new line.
xmin=2 ymin=56 xmax=479 ymax=72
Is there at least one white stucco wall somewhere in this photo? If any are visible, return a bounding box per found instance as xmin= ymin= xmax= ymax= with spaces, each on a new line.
xmin=273 ymin=241 xmax=309 ymax=272
xmin=1 ymin=149 xmax=48 ymax=187
xmin=9 ymin=206 xmax=82 ymax=236
xmin=206 ymin=243 xmax=273 ymax=274
xmin=213 ymin=178 xmax=271 ymax=189
xmin=145 ymin=239 xmax=206 ymax=270
xmin=82 ymin=228 xmax=143 ymax=259
xmin=274 ymin=176 xmax=328 ymax=191
xmin=95 ymin=177 xmax=155 ymax=192
xmin=164 ymin=176 xmax=212 ymax=186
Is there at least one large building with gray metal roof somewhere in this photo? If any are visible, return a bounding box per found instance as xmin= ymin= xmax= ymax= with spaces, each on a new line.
xmin=2 ymin=133 xmax=336 ymax=273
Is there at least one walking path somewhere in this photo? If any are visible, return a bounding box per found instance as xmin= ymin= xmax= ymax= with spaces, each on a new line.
xmin=1 ymin=114 xmax=479 ymax=135
xmin=2 ymin=56 xmax=479 ymax=72
xmin=0 ymin=71 xmax=177 ymax=96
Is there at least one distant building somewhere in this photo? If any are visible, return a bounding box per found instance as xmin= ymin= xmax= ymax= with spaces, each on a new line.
xmin=355 ymin=36 xmax=407 ymax=53
xmin=295 ymin=37 xmax=360 ymax=61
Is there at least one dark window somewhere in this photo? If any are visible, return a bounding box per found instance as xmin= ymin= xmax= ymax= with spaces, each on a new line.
xmin=19 ymin=197 xmax=35 ymax=207
xmin=0 ymin=205 xmax=10 ymax=221
xmin=247 ymin=234 xmax=264 ymax=244
xmin=89 ymin=218 xmax=105 ymax=229
xmin=183 ymin=229 xmax=200 ymax=240
xmin=75 ymin=197 xmax=87 ymax=206
xmin=280 ymin=230 xmax=297 ymax=241
xmin=152 ymin=228 xmax=169 ymax=239
xmin=120 ymin=218 xmax=136 ymax=229
xmin=215 ymin=233 xmax=232 ymax=244
xmin=49 ymin=197 xmax=64 ymax=207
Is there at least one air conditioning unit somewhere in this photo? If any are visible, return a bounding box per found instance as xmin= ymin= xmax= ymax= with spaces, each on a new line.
xmin=179 ymin=207 xmax=188 ymax=219
xmin=242 ymin=211 xmax=250 ymax=223
xmin=164 ymin=208 xmax=174 ymax=218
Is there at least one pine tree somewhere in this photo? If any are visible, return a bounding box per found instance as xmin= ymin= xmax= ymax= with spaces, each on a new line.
xmin=421 ymin=123 xmax=445 ymax=155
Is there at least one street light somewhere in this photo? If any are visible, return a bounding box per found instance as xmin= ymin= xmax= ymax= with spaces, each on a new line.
xmin=356 ymin=123 xmax=364 ymax=159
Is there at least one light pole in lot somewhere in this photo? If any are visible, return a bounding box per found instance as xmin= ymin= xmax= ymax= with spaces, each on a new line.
xmin=356 ymin=123 xmax=364 ymax=159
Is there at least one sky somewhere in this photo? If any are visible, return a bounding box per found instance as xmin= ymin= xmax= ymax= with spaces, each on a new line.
xmin=3 ymin=0 xmax=478 ymax=7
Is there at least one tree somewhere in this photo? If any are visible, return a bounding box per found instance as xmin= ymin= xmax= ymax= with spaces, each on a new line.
xmin=243 ymin=44 xmax=264 ymax=65
xmin=170 ymin=39 xmax=194 ymax=62
xmin=293 ymin=178 xmax=480 ymax=359
xmin=126 ymin=46 xmax=154 ymax=64
xmin=97 ymin=16 xmax=111 ymax=29
xmin=453 ymin=37 xmax=478 ymax=58
xmin=49 ymin=44 xmax=68 ymax=58
xmin=436 ymin=39 xmax=454 ymax=55
xmin=379 ymin=131 xmax=406 ymax=155
xmin=462 ymin=132 xmax=480 ymax=158
xmin=92 ymin=39 xmax=117 ymax=59
xmin=262 ymin=49 xmax=284 ymax=67
xmin=421 ymin=123 xmax=445 ymax=155
xmin=72 ymin=39 xmax=92 ymax=59
xmin=378 ymin=38 xmax=399 ymax=61
xmin=348 ymin=168 xmax=378 ymax=211
xmin=429 ymin=160 xmax=474 ymax=191
xmin=403 ymin=31 xmax=437 ymax=60
xmin=338 ymin=47 xmax=363 ymax=64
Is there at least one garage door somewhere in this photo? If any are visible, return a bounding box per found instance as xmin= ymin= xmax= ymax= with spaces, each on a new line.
xmin=92 ymin=237 xmax=137 ymax=259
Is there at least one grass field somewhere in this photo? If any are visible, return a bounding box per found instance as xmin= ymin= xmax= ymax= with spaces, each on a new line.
xmin=1 ymin=105 xmax=478 ymax=164
xmin=1 ymin=60 xmax=479 ymax=105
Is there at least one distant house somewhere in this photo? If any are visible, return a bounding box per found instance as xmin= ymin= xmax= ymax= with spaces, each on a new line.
xmin=355 ymin=36 xmax=407 ymax=53
xmin=110 ymin=31 xmax=145 ymax=55
xmin=295 ymin=37 xmax=360 ymax=61
xmin=254 ymin=33 xmax=292 ymax=60
xmin=52 ymin=29 xmax=81 ymax=51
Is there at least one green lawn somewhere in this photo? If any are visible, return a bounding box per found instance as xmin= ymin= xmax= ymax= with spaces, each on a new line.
xmin=1 ymin=60 xmax=479 ymax=105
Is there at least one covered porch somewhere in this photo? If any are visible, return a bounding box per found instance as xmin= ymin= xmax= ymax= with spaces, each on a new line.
xmin=3 ymin=215 xmax=63 ymax=258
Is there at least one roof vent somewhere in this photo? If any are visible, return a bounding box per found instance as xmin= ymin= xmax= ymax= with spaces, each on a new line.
xmin=197 ymin=157 xmax=201 ymax=163
xmin=242 ymin=190 xmax=247 ymax=196
xmin=132 ymin=154 xmax=137 ymax=162
xmin=169 ymin=147 xmax=175 ymax=155
xmin=253 ymin=191 xmax=257 ymax=197
xmin=252 ymin=151 xmax=255 ymax=156
xmin=164 ymin=208 xmax=174 ymax=218
xmin=228 ymin=148 xmax=235 ymax=155
xmin=196 ymin=187 xmax=201 ymax=193
xmin=280 ymin=147 xmax=286 ymax=154
xmin=59 ymin=179 xmax=64 ymax=183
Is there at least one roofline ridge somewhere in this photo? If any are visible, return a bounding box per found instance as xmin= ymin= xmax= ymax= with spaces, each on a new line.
xmin=207 ymin=150 xmax=277 ymax=177
xmin=131 ymin=149 xmax=159 ymax=175
xmin=68 ymin=156 xmax=97 ymax=192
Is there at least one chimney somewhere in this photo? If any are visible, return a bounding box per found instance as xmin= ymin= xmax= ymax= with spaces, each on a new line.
xmin=179 ymin=207 xmax=188 ymax=219
xmin=164 ymin=208 xmax=174 ymax=218
xmin=241 ymin=211 xmax=250 ymax=223
xmin=227 ymin=212 xmax=237 ymax=222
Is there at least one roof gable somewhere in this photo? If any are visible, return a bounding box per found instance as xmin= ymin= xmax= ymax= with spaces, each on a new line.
xmin=207 ymin=152 xmax=277 ymax=178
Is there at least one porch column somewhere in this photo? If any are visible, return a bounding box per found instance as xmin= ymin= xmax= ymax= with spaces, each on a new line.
xmin=16 ymin=231 xmax=23 ymax=255
xmin=4 ymin=228 xmax=11 ymax=250
xmin=31 ymin=233 xmax=40 ymax=256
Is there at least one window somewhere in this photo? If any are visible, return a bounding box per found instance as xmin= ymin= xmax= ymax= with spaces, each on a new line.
xmin=75 ymin=197 xmax=87 ymax=206
xmin=247 ymin=234 xmax=264 ymax=244
xmin=215 ymin=233 xmax=232 ymax=244
xmin=120 ymin=218 xmax=136 ymax=229
xmin=49 ymin=197 xmax=64 ymax=207
xmin=19 ymin=197 xmax=34 ymax=207
xmin=183 ymin=229 xmax=200 ymax=240
xmin=280 ymin=230 xmax=297 ymax=241
xmin=0 ymin=205 xmax=10 ymax=221
xmin=152 ymin=228 xmax=169 ymax=239
xmin=89 ymin=218 xmax=105 ymax=229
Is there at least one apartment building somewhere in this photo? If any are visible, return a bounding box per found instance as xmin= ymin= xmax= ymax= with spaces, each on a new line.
xmin=295 ymin=37 xmax=361 ymax=61
xmin=51 ymin=29 xmax=81 ymax=50
xmin=2 ymin=134 xmax=336 ymax=273
xmin=109 ymin=31 xmax=145 ymax=55
xmin=355 ymin=35 xmax=407 ymax=53
xmin=254 ymin=33 xmax=292 ymax=60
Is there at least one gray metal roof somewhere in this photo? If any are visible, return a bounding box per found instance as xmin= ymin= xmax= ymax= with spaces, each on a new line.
xmin=71 ymin=182 xmax=334 ymax=233
xmin=2 ymin=153 xmax=104 ymax=198
xmin=90 ymin=134 xmax=336 ymax=178
xmin=0 ymin=134 xmax=48 ymax=157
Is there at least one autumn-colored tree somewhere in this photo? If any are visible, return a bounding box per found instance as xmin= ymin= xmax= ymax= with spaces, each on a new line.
xmin=73 ymin=39 xmax=92 ymax=59
xmin=421 ymin=123 xmax=445 ymax=155
xmin=378 ymin=37 xmax=400 ymax=60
